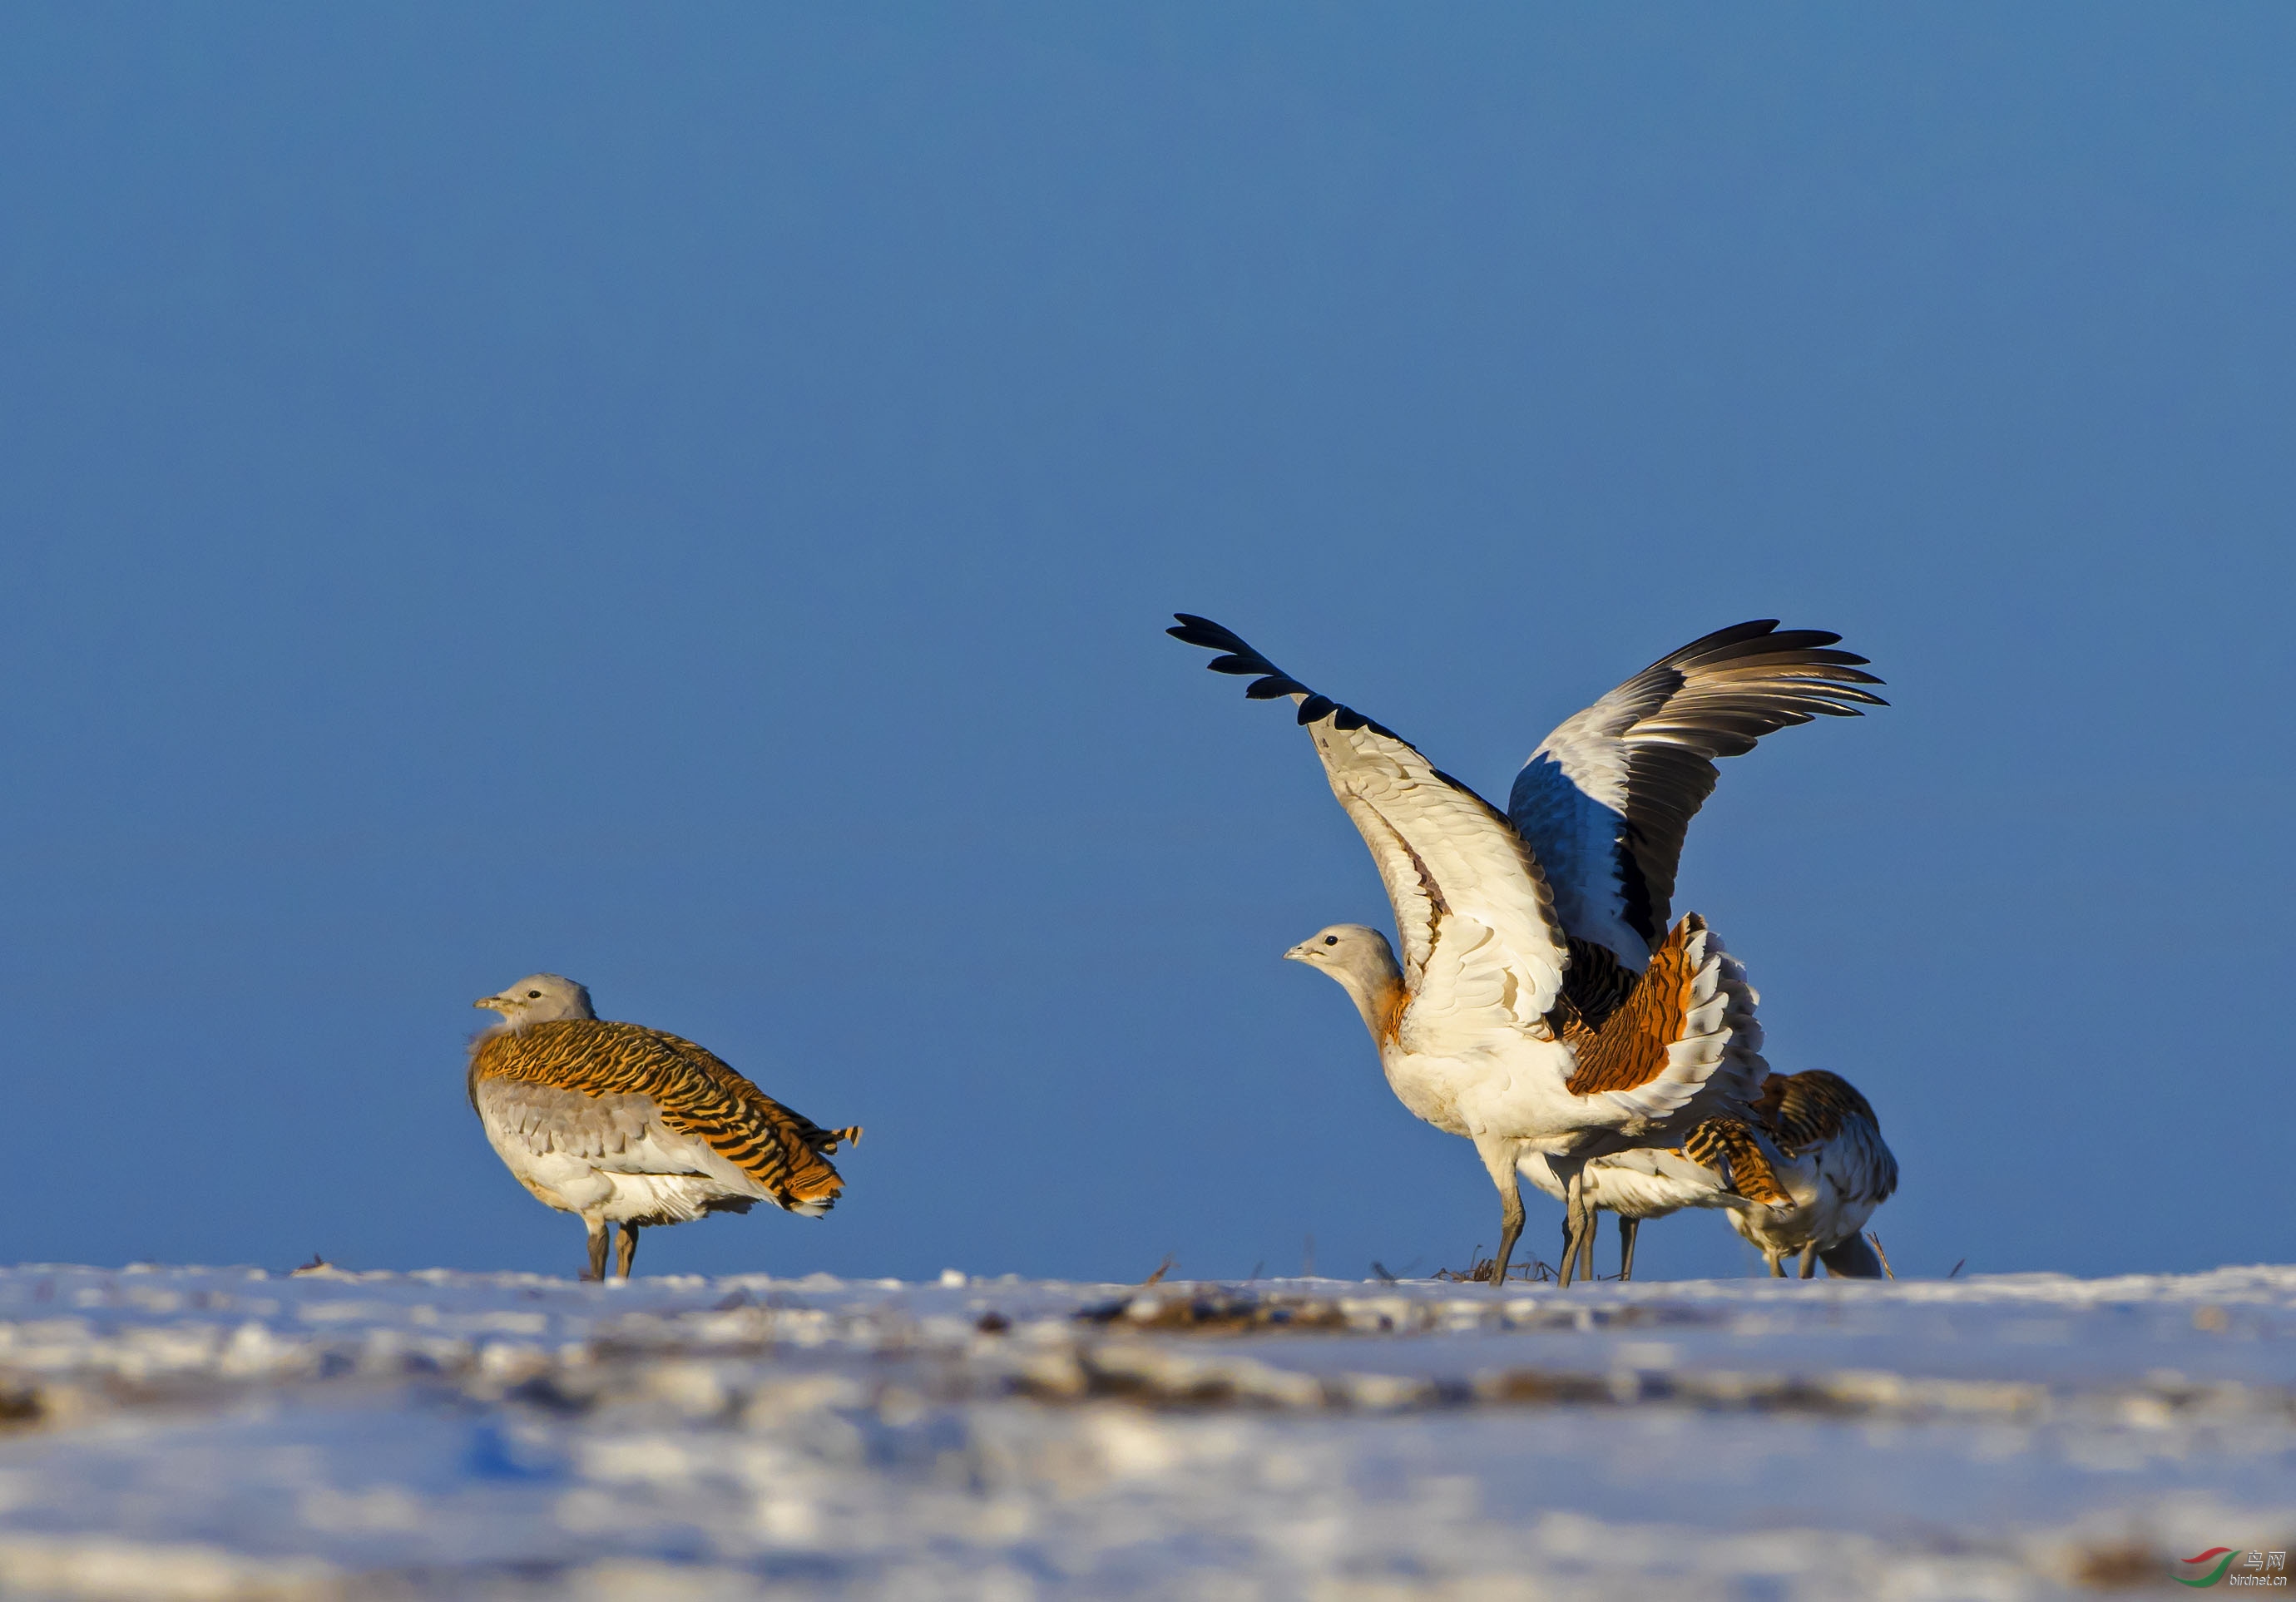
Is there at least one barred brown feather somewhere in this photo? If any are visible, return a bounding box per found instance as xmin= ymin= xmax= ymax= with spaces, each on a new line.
xmin=1758 ymin=1070 xmax=1880 ymax=1156
xmin=1679 ymin=1118 xmax=1793 ymax=1207
xmin=470 ymin=1021 xmax=854 ymax=1212
xmin=1553 ymin=914 xmax=1713 ymax=1096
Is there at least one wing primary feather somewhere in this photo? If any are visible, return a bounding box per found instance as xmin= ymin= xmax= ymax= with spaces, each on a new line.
xmin=1168 ymin=616 xmax=1316 ymax=699
xmin=1510 ymin=619 xmax=1890 ymax=967
xmin=1172 ymin=611 xmax=1571 ymax=1021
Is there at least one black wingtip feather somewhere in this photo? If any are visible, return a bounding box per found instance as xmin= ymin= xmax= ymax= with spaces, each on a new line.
xmin=1657 ymin=621 xmax=1888 ymax=685
xmin=1170 ymin=611 xmax=1399 ymax=736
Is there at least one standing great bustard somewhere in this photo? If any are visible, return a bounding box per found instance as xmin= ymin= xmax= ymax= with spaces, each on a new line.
xmin=468 ymin=975 xmax=861 ymax=1280
xmin=1172 ymin=615 xmax=1883 ymax=1284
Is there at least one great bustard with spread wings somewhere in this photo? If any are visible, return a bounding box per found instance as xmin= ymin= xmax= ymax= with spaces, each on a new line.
xmin=468 ymin=975 xmax=861 ymax=1280
xmin=1172 ymin=616 xmax=1883 ymax=1283
xmin=1501 ymin=621 xmax=1891 ymax=1281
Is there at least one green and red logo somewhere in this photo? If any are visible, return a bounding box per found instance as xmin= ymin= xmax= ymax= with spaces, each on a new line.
xmin=2176 ymin=1546 xmax=2290 ymax=1586
xmin=2179 ymin=1550 xmax=2240 ymax=1587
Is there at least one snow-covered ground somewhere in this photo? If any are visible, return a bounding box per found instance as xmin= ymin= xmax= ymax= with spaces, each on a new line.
xmin=0 ymin=1263 xmax=2289 ymax=1600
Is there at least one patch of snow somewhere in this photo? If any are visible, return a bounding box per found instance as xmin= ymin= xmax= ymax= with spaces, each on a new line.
xmin=0 ymin=1266 xmax=2289 ymax=1598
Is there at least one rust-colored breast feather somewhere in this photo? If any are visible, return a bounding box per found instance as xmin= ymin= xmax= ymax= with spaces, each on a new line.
xmin=1755 ymin=1069 xmax=1878 ymax=1154
xmin=1679 ymin=1118 xmax=1792 ymax=1206
xmin=470 ymin=1021 xmax=859 ymax=1210
xmin=1554 ymin=915 xmax=1706 ymax=1095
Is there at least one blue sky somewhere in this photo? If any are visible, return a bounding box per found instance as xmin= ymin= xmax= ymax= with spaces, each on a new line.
xmin=2 ymin=6 xmax=2289 ymax=1283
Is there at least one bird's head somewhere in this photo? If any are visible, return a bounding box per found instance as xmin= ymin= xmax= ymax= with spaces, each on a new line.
xmin=1284 ymin=924 xmax=1405 ymax=1039
xmin=473 ymin=973 xmax=596 ymax=1031
xmin=1283 ymin=923 xmax=1393 ymax=973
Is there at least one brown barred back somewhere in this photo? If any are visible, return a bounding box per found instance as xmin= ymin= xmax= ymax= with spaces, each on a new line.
xmin=1679 ymin=1118 xmax=1793 ymax=1207
xmin=1553 ymin=913 xmax=1710 ymax=1096
xmin=470 ymin=1021 xmax=857 ymax=1211
xmin=1756 ymin=1069 xmax=1879 ymax=1154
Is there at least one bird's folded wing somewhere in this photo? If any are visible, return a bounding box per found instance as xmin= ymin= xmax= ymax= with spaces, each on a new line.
xmin=472 ymin=1021 xmax=848 ymax=1212
xmin=1759 ymin=1069 xmax=1879 ymax=1150
xmin=471 ymin=1076 xmax=688 ymax=1170
xmin=1507 ymin=621 xmax=1885 ymax=971
xmin=1827 ymin=1122 xmax=1900 ymax=1208
xmin=650 ymin=1030 xmax=859 ymax=1174
xmin=1763 ymin=1070 xmax=1898 ymax=1203
xmin=1170 ymin=613 xmax=1567 ymax=1026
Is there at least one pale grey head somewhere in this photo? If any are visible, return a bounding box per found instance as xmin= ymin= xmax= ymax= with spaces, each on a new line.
xmin=474 ymin=973 xmax=597 ymax=1030
xmin=1283 ymin=923 xmax=1405 ymax=1038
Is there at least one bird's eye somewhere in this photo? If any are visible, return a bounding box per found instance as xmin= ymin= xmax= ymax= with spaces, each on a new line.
xmin=527 ymin=990 xmax=542 ymax=999
xmin=1324 ymin=935 xmax=1339 ymax=946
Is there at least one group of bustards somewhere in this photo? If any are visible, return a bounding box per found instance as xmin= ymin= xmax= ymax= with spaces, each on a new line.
xmin=463 ymin=613 xmax=1894 ymax=1287
xmin=1171 ymin=615 xmax=1898 ymax=1283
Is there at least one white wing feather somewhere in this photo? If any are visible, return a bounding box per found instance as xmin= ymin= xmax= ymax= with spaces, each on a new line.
xmin=1168 ymin=615 xmax=1570 ymax=1037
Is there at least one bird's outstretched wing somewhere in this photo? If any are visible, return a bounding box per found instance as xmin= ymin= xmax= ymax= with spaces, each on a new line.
xmin=1170 ymin=613 xmax=1569 ymax=1032
xmin=1507 ymin=621 xmax=1885 ymax=971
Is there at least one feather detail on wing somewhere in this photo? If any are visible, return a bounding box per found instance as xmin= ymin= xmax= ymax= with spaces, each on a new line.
xmin=1171 ymin=614 xmax=1569 ymax=1029
xmin=1679 ymin=1118 xmax=1794 ymax=1208
xmin=469 ymin=1021 xmax=853 ymax=1214
xmin=1551 ymin=913 xmax=1768 ymax=1130
xmin=1508 ymin=621 xmax=1886 ymax=970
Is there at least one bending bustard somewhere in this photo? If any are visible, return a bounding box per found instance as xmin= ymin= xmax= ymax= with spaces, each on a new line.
xmin=1172 ymin=616 xmax=1881 ymax=1284
xmin=1554 ymin=1070 xmax=1897 ymax=1280
xmin=1710 ymin=1069 xmax=1898 ymax=1278
xmin=468 ymin=974 xmax=861 ymax=1280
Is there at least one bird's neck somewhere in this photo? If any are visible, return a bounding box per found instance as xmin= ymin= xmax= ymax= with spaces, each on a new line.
xmin=1328 ymin=953 xmax=1406 ymax=1045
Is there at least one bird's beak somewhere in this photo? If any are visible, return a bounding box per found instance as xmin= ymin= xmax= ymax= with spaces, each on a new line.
xmin=473 ymin=996 xmax=505 ymax=1011
xmin=1282 ymin=943 xmax=1314 ymax=963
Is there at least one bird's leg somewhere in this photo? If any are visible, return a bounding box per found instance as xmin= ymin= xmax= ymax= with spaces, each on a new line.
xmin=1490 ymin=1177 xmax=1526 ymax=1284
xmin=616 ymin=1222 xmax=641 ymax=1279
xmin=583 ymin=1220 xmax=609 ymax=1283
xmin=1618 ymin=1217 xmax=1639 ymax=1282
xmin=1561 ymin=1175 xmax=1590 ymax=1287
xmin=1764 ymin=1248 xmax=1786 ymax=1278
xmin=1476 ymin=1139 xmax=1526 ymax=1284
xmin=1798 ymin=1241 xmax=1818 ymax=1280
